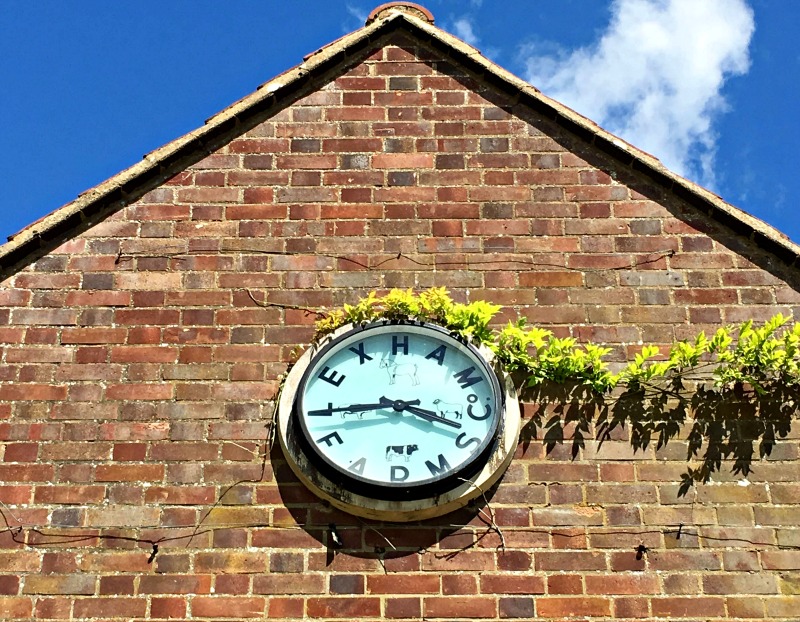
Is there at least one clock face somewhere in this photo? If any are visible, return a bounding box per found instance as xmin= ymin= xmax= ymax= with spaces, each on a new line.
xmin=295 ymin=322 xmax=503 ymax=500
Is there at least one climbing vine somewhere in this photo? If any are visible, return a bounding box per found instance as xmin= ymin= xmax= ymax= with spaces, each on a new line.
xmin=314 ymin=287 xmax=800 ymax=493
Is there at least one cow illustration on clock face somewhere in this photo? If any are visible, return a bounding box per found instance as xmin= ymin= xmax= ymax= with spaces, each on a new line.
xmin=294 ymin=322 xmax=504 ymax=501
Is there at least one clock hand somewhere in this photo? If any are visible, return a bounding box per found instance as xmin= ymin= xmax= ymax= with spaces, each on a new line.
xmin=307 ymin=401 xmax=397 ymax=417
xmin=378 ymin=396 xmax=421 ymax=411
xmin=376 ymin=396 xmax=461 ymax=428
xmin=404 ymin=404 xmax=462 ymax=429
xmin=308 ymin=398 xmax=428 ymax=418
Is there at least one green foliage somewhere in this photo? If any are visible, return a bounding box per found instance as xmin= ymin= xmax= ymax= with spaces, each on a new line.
xmin=381 ymin=288 xmax=420 ymax=320
xmin=314 ymin=287 xmax=501 ymax=344
xmin=314 ymin=288 xmax=800 ymax=491
xmin=713 ymin=314 xmax=800 ymax=394
xmin=444 ymin=299 xmax=501 ymax=343
xmin=418 ymin=287 xmax=455 ymax=325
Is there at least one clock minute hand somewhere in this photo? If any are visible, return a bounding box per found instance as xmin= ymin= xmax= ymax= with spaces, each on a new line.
xmin=404 ymin=404 xmax=462 ymax=429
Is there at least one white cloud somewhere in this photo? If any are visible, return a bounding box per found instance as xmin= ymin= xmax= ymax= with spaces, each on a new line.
xmin=345 ymin=4 xmax=368 ymax=28
xmin=444 ymin=14 xmax=501 ymax=61
xmin=452 ymin=17 xmax=480 ymax=47
xmin=522 ymin=0 xmax=754 ymax=188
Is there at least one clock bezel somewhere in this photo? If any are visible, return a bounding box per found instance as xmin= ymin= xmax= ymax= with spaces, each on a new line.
xmin=276 ymin=319 xmax=522 ymax=522
xmin=294 ymin=321 xmax=504 ymax=501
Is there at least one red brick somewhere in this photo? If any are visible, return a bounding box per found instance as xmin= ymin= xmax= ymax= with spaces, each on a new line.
xmin=6 ymin=346 xmax=72 ymax=363
xmin=276 ymin=154 xmax=337 ymax=169
xmin=761 ymin=551 xmax=800 ymax=570
xmin=0 ymin=485 xmax=32 ymax=504
xmin=228 ymin=205 xmax=286 ymax=222
xmin=532 ymin=508 xmax=604 ymax=527
xmin=367 ymin=575 xmax=439 ymax=594
xmin=109 ymin=346 xmax=178 ymax=363
xmin=384 ymin=597 xmax=421 ymax=619
xmin=547 ymin=574 xmax=583 ymax=594
xmin=150 ymin=597 xmax=186 ymax=619
xmin=0 ymin=597 xmax=33 ymax=618
xmin=326 ymin=107 xmax=385 ymax=121
xmin=33 ymin=597 xmax=71 ymax=619
xmin=498 ymin=596 xmax=535 ymax=619
xmin=3 ymin=442 xmax=38 ymax=462
xmin=33 ymin=544 xmax=75 ymax=574
xmin=140 ymin=575 xmax=212 ymax=594
xmin=519 ymin=271 xmax=583 ymax=287
xmin=465 ymin=219 xmax=530 ymax=235
xmin=228 ymin=138 xmax=289 ymax=153
xmin=422 ymin=105 xmax=482 ymax=121
xmin=104 ymin=384 xmax=173 ymax=400
xmin=115 ymin=309 xmax=180 ymax=325
xmin=34 ymin=485 xmax=105 ymax=504
xmin=307 ymin=597 xmax=381 ymax=618
xmin=251 ymin=528 xmax=323 ymax=551
xmin=144 ymin=486 xmax=216 ymax=504
xmin=652 ymin=596 xmax=725 ymax=617
xmin=649 ymin=550 xmax=722 ymax=571
xmin=423 ymin=597 xmax=497 ymax=618
xmin=14 ymin=274 xmax=79 ymax=289
xmin=0 ymin=382 xmax=68 ymax=400
xmin=76 ymin=552 xmax=149 ymax=573
xmin=129 ymin=203 xmax=189 ymax=220
xmin=702 ymin=573 xmax=777 ymax=594
xmin=176 ymin=187 xmax=238 ymax=202
xmin=372 ymin=153 xmax=433 ymax=169
xmin=23 ymin=574 xmax=95 ymax=595
xmin=191 ymin=597 xmax=265 ymax=618
xmin=0 ymin=328 xmax=24 ymax=344
xmin=0 ymin=550 xmax=40 ymax=572
xmin=441 ymin=574 xmax=477 ymax=595
xmin=469 ymin=186 xmax=530 ymax=201
xmin=612 ymin=596 xmax=650 ymax=618
xmin=96 ymin=422 xmax=169 ymax=441
xmin=0 ymin=576 xmax=19 ymax=595
xmin=253 ymin=573 xmax=325 ymax=594
xmin=586 ymin=574 xmax=659 ymax=594
xmin=480 ymin=574 xmax=545 ymax=594
xmin=95 ymin=464 xmax=164 ymax=482
xmin=536 ymin=597 xmax=611 ymax=618
xmin=0 ymin=464 xmax=55 ymax=482
xmin=73 ymin=598 xmax=147 ymax=618
xmin=125 ymin=327 xmax=160 ymax=345
xmin=535 ymin=551 xmax=607 ymax=571
xmin=497 ymin=550 xmax=533 ymax=571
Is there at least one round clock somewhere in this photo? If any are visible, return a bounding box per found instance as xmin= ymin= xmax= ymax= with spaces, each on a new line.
xmin=277 ymin=320 xmax=521 ymax=521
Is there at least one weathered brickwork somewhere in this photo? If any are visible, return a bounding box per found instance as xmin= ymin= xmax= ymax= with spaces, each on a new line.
xmin=1 ymin=34 xmax=800 ymax=621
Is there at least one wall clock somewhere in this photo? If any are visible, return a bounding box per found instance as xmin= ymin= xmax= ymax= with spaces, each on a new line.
xmin=277 ymin=320 xmax=521 ymax=521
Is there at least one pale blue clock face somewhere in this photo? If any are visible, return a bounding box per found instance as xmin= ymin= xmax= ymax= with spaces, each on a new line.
xmin=297 ymin=323 xmax=502 ymax=494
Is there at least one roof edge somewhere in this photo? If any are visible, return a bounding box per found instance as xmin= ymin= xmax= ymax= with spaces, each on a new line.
xmin=0 ymin=12 xmax=401 ymax=280
xmin=2 ymin=9 xmax=799 ymax=280
xmin=398 ymin=15 xmax=800 ymax=268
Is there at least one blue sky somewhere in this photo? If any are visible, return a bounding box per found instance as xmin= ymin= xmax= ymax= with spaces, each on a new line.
xmin=2 ymin=0 xmax=798 ymax=242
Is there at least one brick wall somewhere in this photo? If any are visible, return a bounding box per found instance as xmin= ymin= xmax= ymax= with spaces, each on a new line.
xmin=1 ymin=35 xmax=799 ymax=620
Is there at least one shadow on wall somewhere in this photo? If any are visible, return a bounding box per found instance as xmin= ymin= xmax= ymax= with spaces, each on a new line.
xmin=519 ymin=380 xmax=800 ymax=496
xmin=268 ymin=382 xmax=799 ymax=559
xmin=273 ymin=443 xmax=503 ymax=563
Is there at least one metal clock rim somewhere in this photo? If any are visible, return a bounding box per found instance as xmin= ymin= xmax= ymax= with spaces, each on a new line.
xmin=293 ymin=319 xmax=504 ymax=500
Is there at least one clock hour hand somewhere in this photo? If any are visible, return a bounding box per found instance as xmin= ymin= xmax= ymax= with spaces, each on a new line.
xmin=378 ymin=396 xmax=421 ymax=410
xmin=377 ymin=396 xmax=461 ymax=429
xmin=404 ymin=404 xmax=462 ymax=430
